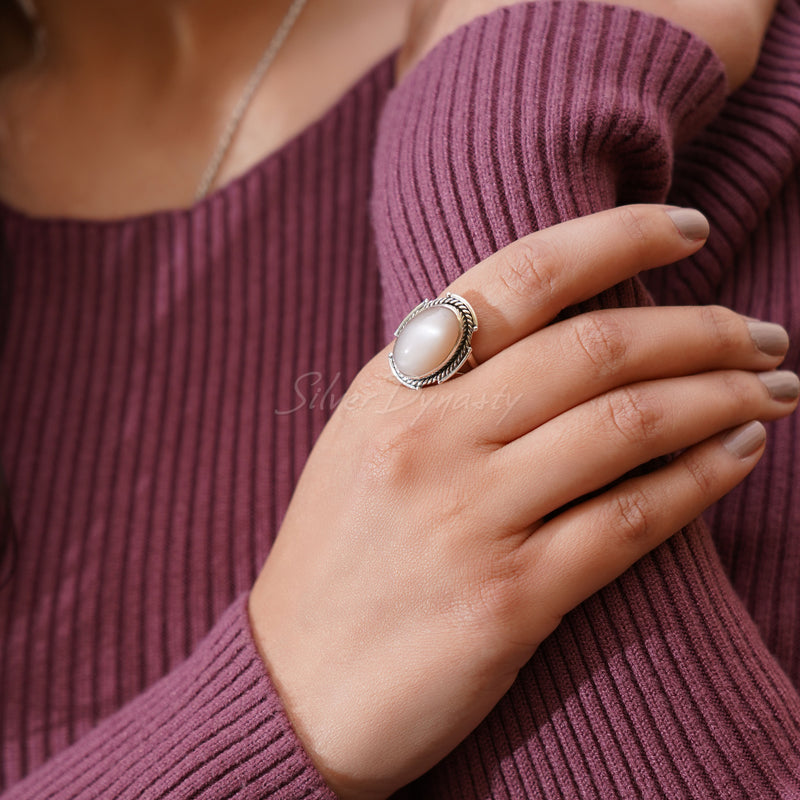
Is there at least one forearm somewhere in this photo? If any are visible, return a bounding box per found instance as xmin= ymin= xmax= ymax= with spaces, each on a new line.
xmin=2 ymin=597 xmax=334 ymax=799
xmin=398 ymin=0 xmax=777 ymax=89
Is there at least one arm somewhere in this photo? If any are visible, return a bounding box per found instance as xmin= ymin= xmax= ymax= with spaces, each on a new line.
xmin=13 ymin=6 xmax=794 ymax=798
xmin=372 ymin=2 xmax=800 ymax=797
xmin=397 ymin=0 xmax=778 ymax=90
xmin=2 ymin=596 xmax=335 ymax=799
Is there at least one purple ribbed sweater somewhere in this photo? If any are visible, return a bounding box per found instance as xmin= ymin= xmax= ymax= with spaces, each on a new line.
xmin=2 ymin=1 xmax=800 ymax=797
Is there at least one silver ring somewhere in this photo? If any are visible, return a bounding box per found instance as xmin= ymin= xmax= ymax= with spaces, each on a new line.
xmin=389 ymin=293 xmax=479 ymax=389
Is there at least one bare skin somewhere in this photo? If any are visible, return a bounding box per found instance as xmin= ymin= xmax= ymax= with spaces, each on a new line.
xmin=247 ymin=3 xmax=788 ymax=797
xmin=398 ymin=0 xmax=779 ymax=86
xmin=0 ymin=0 xmax=777 ymax=218
xmin=1 ymin=3 xmax=794 ymax=799
xmin=0 ymin=0 xmax=411 ymax=218
xmin=249 ymin=206 xmax=798 ymax=798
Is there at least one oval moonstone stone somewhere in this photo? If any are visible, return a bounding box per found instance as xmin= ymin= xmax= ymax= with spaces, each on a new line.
xmin=393 ymin=305 xmax=462 ymax=379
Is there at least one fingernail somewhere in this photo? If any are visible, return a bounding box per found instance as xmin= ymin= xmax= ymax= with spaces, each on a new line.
xmin=758 ymin=370 xmax=800 ymax=401
xmin=666 ymin=208 xmax=710 ymax=241
xmin=747 ymin=321 xmax=790 ymax=356
xmin=723 ymin=421 xmax=766 ymax=458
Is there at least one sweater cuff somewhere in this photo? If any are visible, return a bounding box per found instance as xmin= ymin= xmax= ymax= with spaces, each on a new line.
xmin=372 ymin=0 xmax=727 ymax=337
xmin=6 ymin=596 xmax=335 ymax=799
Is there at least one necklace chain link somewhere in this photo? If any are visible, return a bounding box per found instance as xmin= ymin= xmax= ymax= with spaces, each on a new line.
xmin=194 ymin=0 xmax=310 ymax=201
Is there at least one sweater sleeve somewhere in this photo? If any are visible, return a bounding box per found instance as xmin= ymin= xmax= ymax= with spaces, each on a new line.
xmin=371 ymin=2 xmax=800 ymax=798
xmin=2 ymin=596 xmax=335 ymax=800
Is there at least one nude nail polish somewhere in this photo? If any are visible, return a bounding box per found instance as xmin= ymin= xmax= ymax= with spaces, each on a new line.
xmin=747 ymin=321 xmax=790 ymax=356
xmin=723 ymin=421 xmax=766 ymax=458
xmin=667 ymin=208 xmax=710 ymax=242
xmin=758 ymin=371 xmax=800 ymax=401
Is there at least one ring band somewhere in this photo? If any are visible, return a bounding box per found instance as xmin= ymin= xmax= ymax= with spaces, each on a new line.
xmin=389 ymin=293 xmax=479 ymax=389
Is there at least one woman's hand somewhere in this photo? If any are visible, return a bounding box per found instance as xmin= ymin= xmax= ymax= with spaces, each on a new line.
xmin=248 ymin=205 xmax=797 ymax=799
xmin=397 ymin=0 xmax=778 ymax=89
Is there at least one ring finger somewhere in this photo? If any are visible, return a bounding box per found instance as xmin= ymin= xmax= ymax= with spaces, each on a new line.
xmin=490 ymin=368 xmax=799 ymax=529
xmin=463 ymin=305 xmax=789 ymax=444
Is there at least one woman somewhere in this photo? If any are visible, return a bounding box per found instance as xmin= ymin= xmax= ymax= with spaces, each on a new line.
xmin=1 ymin=0 xmax=799 ymax=797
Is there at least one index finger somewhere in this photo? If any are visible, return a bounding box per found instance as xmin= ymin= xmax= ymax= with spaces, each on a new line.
xmin=445 ymin=204 xmax=709 ymax=364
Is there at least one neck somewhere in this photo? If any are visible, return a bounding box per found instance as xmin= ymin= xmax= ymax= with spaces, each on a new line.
xmin=24 ymin=1 xmax=285 ymax=77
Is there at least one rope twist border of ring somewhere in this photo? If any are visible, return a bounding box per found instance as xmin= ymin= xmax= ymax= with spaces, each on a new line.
xmin=389 ymin=293 xmax=479 ymax=390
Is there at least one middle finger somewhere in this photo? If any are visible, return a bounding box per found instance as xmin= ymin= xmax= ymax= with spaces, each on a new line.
xmin=492 ymin=368 xmax=799 ymax=528
xmin=460 ymin=305 xmax=789 ymax=444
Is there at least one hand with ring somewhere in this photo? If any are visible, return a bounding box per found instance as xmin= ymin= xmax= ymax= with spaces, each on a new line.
xmin=248 ymin=204 xmax=798 ymax=800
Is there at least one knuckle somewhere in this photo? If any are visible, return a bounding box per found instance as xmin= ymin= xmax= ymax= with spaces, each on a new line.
xmin=470 ymin=553 xmax=527 ymax=630
xmin=604 ymin=386 xmax=663 ymax=444
xmin=428 ymin=479 xmax=479 ymax=533
xmin=611 ymin=487 xmax=652 ymax=546
xmin=572 ymin=313 xmax=629 ymax=377
xmin=700 ymin=305 xmax=741 ymax=354
xmin=495 ymin=237 xmax=560 ymax=307
xmin=614 ymin=205 xmax=652 ymax=243
xmin=681 ymin=451 xmax=718 ymax=497
xmin=358 ymin=421 xmax=415 ymax=480
xmin=356 ymin=414 xmax=433 ymax=486
xmin=718 ymin=369 xmax=753 ymax=408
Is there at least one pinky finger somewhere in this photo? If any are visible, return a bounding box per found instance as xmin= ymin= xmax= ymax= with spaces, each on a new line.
xmin=522 ymin=421 xmax=766 ymax=624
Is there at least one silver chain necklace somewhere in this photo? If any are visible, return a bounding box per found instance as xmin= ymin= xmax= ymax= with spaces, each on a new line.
xmin=194 ymin=0 xmax=310 ymax=201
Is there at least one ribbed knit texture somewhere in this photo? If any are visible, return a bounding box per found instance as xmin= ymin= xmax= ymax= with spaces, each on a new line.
xmin=372 ymin=1 xmax=800 ymax=797
xmin=0 ymin=53 xmax=392 ymax=798
xmin=2 ymin=1 xmax=800 ymax=798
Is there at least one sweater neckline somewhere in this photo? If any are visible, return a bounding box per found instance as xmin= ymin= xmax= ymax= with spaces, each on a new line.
xmin=0 ymin=51 xmax=396 ymax=230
